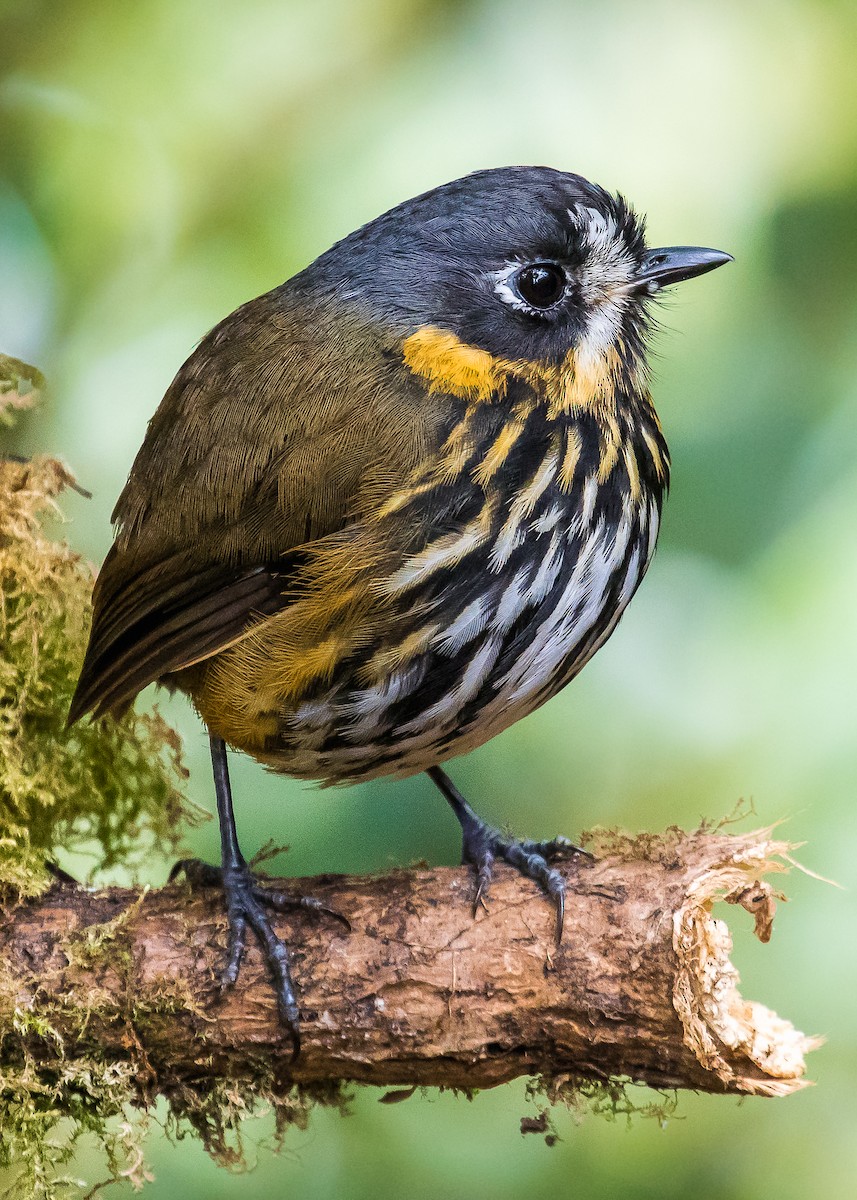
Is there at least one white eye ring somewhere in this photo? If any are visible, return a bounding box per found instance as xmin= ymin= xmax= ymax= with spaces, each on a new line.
xmin=491 ymin=261 xmax=567 ymax=315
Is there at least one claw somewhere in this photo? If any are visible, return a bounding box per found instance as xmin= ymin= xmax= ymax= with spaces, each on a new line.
xmin=461 ymin=824 xmax=572 ymax=938
xmin=554 ymin=888 xmax=565 ymax=945
xmin=521 ymin=835 xmax=593 ymax=863
xmin=473 ymin=879 xmax=491 ymax=917
xmin=222 ymin=911 xmax=247 ymax=989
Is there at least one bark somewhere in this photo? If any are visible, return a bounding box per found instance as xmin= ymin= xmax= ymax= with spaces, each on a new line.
xmin=0 ymin=827 xmax=817 ymax=1106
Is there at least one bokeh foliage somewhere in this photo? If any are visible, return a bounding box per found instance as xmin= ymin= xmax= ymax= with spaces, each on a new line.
xmin=1 ymin=0 xmax=856 ymax=1197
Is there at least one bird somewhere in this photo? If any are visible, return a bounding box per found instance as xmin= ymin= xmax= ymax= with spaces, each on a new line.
xmin=69 ymin=165 xmax=731 ymax=1052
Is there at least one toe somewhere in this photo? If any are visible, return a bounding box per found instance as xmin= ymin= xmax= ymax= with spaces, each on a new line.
xmin=472 ymin=853 xmax=495 ymax=916
xmin=494 ymin=840 xmax=566 ymax=943
xmin=253 ymin=887 xmax=351 ymax=931
xmin=519 ymin=835 xmax=592 ymax=861
xmin=221 ymin=910 xmax=248 ymax=989
xmin=243 ymin=901 xmax=301 ymax=1035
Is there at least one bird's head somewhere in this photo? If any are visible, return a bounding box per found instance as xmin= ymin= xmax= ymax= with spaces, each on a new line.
xmin=302 ymin=165 xmax=731 ymax=410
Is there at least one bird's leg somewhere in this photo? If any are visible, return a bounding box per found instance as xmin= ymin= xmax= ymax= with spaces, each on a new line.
xmin=427 ymin=765 xmax=591 ymax=944
xmin=170 ymin=734 xmax=348 ymax=1056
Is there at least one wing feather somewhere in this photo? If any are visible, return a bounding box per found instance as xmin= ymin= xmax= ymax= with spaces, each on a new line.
xmin=69 ymin=560 xmax=288 ymax=721
xmin=69 ymin=288 xmax=441 ymax=722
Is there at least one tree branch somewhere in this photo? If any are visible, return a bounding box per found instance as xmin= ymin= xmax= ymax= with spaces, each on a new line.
xmin=0 ymin=828 xmax=817 ymax=1107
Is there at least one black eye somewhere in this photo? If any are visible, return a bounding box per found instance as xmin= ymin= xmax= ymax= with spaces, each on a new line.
xmin=515 ymin=262 xmax=565 ymax=308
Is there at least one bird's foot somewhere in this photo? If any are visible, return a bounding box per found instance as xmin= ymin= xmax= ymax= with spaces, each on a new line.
xmin=170 ymin=858 xmax=349 ymax=1056
xmin=457 ymin=816 xmax=592 ymax=944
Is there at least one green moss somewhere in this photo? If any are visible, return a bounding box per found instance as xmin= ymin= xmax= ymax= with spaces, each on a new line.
xmin=0 ymin=1053 xmax=150 ymax=1199
xmin=0 ymin=361 xmax=199 ymax=1196
xmin=0 ymin=365 xmax=196 ymax=896
xmin=0 ymin=354 xmax=44 ymax=428
xmin=526 ymin=1075 xmax=680 ymax=1140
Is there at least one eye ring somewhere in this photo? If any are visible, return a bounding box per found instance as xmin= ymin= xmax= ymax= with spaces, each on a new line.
xmin=514 ymin=262 xmax=566 ymax=309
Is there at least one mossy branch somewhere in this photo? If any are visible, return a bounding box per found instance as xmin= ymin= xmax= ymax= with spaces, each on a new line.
xmin=0 ymin=829 xmax=817 ymax=1104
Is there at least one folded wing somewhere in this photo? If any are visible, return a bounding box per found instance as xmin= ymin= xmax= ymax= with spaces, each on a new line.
xmin=69 ymin=289 xmax=437 ymax=722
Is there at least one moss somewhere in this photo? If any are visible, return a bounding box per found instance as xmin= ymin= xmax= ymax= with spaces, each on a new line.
xmin=0 ymin=361 xmax=197 ymax=897
xmin=0 ymin=1053 xmax=150 ymax=1199
xmin=0 ymin=354 xmax=45 ymax=429
xmin=527 ymin=1074 xmax=680 ymax=1134
xmin=0 ymin=360 xmax=198 ymax=1196
xmin=160 ymin=1074 xmax=352 ymax=1174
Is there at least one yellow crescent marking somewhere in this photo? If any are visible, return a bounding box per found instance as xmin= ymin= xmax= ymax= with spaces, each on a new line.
xmin=403 ymin=326 xmax=641 ymax=423
xmin=402 ymin=327 xmax=506 ymax=402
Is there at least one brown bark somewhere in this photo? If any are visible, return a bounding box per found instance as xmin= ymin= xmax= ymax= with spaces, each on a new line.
xmin=0 ymin=828 xmax=817 ymax=1105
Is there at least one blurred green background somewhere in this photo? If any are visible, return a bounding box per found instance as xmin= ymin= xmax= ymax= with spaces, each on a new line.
xmin=2 ymin=0 xmax=856 ymax=1196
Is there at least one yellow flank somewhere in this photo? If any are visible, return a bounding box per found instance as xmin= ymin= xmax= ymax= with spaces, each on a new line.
xmin=251 ymin=630 xmax=351 ymax=702
xmin=192 ymin=520 xmax=392 ymax=747
xmin=284 ymin=633 xmax=348 ymax=688
xmin=402 ymin=327 xmax=507 ymax=401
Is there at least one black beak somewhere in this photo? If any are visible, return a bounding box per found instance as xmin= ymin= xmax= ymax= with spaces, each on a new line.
xmin=634 ymin=246 xmax=733 ymax=294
